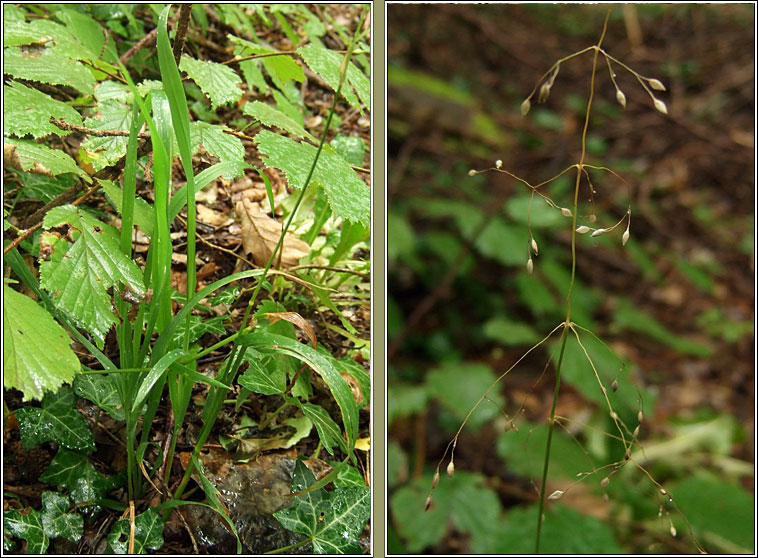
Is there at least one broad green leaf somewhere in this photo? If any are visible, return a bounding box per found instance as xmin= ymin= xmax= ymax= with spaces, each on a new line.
xmin=3 ymin=17 xmax=93 ymax=60
xmin=40 ymin=491 xmax=83 ymax=543
xmin=239 ymin=331 xmax=359 ymax=455
xmin=3 ymin=286 xmax=80 ymax=402
xmin=4 ymin=81 xmax=83 ymax=138
xmin=94 ymin=80 xmax=133 ymax=103
xmin=673 ymin=473 xmax=754 ymax=552
xmin=15 ymin=387 xmax=94 ymax=451
xmin=286 ymin=397 xmax=346 ymax=455
xmin=73 ymin=374 xmax=125 ymax=421
xmin=99 ymin=178 xmax=154 ymax=236
xmin=3 ymin=508 xmax=48 ymax=554
xmin=4 ymin=139 xmax=89 ymax=180
xmin=39 ymin=448 xmax=119 ymax=514
xmin=3 ymin=46 xmax=95 ymax=94
xmin=243 ymin=101 xmax=316 ymax=142
xmin=106 ymin=509 xmax=164 ymax=554
xmin=297 ymin=44 xmax=369 ymax=109
xmin=39 ymin=205 xmax=146 ymax=342
xmin=81 ymin=100 xmax=132 ymax=171
xmin=274 ymin=461 xmax=369 ymax=554
xmin=387 ymin=383 xmax=429 ymax=426
xmin=425 ymin=362 xmax=504 ymax=432
xmin=179 ymin=54 xmax=243 ymax=110
xmin=171 ymin=315 xmax=226 ymax=346
xmin=239 ymin=58 xmax=268 ymax=94
xmin=53 ymin=9 xmax=118 ymax=65
xmin=238 ymin=348 xmax=287 ymax=395
xmin=330 ymin=134 xmax=365 ymax=167
xmin=495 ymin=503 xmax=623 ymax=554
xmin=261 ymin=51 xmax=306 ymax=91
xmin=189 ymin=121 xmax=245 ymax=177
xmin=15 ymin=172 xmax=76 ymax=204
xmin=255 ymin=130 xmax=369 ymax=225
xmin=482 ymin=316 xmax=540 ymax=346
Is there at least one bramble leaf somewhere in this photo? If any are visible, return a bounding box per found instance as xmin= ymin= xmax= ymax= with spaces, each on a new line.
xmin=190 ymin=121 xmax=245 ymax=178
xmin=4 ymin=81 xmax=83 ymax=139
xmin=4 ymin=140 xmax=89 ymax=181
xmin=3 ymin=45 xmax=95 ymax=95
xmin=3 ymin=285 xmax=81 ymax=402
xmin=39 ymin=205 xmax=146 ymax=343
xmin=180 ymin=55 xmax=243 ymax=110
xmin=244 ymin=101 xmax=316 ymax=142
xmin=297 ymin=44 xmax=370 ymax=109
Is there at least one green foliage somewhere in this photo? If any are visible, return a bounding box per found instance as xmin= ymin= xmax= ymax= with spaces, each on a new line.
xmin=106 ymin=509 xmax=164 ymax=554
xmin=14 ymin=387 xmax=94 ymax=451
xmin=274 ymin=460 xmax=370 ymax=554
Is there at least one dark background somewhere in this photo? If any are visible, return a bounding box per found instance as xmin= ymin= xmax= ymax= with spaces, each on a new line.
xmin=387 ymin=4 xmax=754 ymax=554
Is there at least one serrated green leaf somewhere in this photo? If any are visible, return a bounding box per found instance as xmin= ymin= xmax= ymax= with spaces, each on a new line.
xmin=99 ymin=178 xmax=154 ymax=236
xmin=4 ymin=81 xmax=83 ymax=139
xmin=81 ymin=100 xmax=132 ymax=171
xmin=94 ymin=80 xmax=133 ymax=103
xmin=15 ymin=387 xmax=94 ymax=451
xmin=189 ymin=122 xmax=245 ymax=177
xmin=239 ymin=58 xmax=268 ymax=94
xmin=40 ymin=491 xmax=83 ymax=543
xmin=39 ymin=448 xmax=115 ymax=513
xmin=4 ymin=139 xmax=89 ymax=180
xmin=274 ymin=460 xmax=369 ymax=554
xmin=3 ymin=45 xmax=95 ymax=94
xmin=3 ymin=286 xmax=81 ymax=402
xmin=73 ymin=373 xmax=125 ymax=421
xmin=39 ymin=205 xmax=145 ymax=342
xmin=255 ymin=130 xmax=369 ymax=225
xmin=53 ymin=9 xmax=118 ymax=65
xmin=16 ymin=172 xmax=76 ymax=204
xmin=3 ymin=508 xmax=49 ymax=554
xmin=106 ymin=509 xmax=164 ymax=554
xmin=3 ymin=17 xmax=93 ymax=61
xmin=297 ymin=44 xmax=369 ymax=109
xmin=179 ymin=54 xmax=242 ymax=110
xmin=239 ymin=331 xmax=358 ymax=455
xmin=329 ymin=134 xmax=365 ymax=167
xmin=243 ymin=101 xmax=315 ymax=142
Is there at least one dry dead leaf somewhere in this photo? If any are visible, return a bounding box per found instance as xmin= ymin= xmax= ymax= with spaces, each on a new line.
xmin=197 ymin=203 xmax=233 ymax=227
xmin=235 ymin=198 xmax=310 ymax=268
xmin=264 ymin=312 xmax=317 ymax=348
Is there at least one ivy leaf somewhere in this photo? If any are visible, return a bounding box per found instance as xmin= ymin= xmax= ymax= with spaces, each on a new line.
xmin=3 ymin=45 xmax=95 ymax=95
xmin=4 ymin=81 xmax=83 ymax=139
xmin=243 ymin=101 xmax=316 ymax=142
xmin=4 ymin=140 xmax=89 ymax=181
xmin=274 ymin=460 xmax=370 ymax=554
xmin=3 ymin=285 xmax=81 ymax=402
xmin=3 ymin=508 xmax=48 ymax=554
xmin=189 ymin=122 xmax=245 ymax=178
xmin=15 ymin=386 xmax=95 ymax=451
xmin=255 ymin=130 xmax=369 ymax=225
xmin=179 ymin=54 xmax=243 ymax=110
xmin=106 ymin=509 xmax=164 ymax=554
xmin=39 ymin=205 xmax=146 ymax=343
xmin=39 ymin=448 xmax=118 ymax=515
xmin=40 ymin=491 xmax=83 ymax=543
xmin=297 ymin=44 xmax=370 ymax=109
xmin=73 ymin=374 xmax=125 ymax=421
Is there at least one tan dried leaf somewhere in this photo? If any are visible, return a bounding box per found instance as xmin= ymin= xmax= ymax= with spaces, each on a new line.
xmin=197 ymin=204 xmax=234 ymax=227
xmin=235 ymin=198 xmax=310 ymax=268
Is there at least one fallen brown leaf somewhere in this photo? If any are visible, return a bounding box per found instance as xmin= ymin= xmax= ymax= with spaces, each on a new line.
xmin=235 ymin=198 xmax=310 ymax=268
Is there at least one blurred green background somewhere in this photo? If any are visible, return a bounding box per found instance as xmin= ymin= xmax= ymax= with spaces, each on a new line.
xmin=387 ymin=4 xmax=754 ymax=554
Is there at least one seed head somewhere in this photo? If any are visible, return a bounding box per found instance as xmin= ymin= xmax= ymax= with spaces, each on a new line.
xmin=432 ymin=470 xmax=440 ymax=489
xmin=576 ymin=225 xmax=591 ymax=234
xmin=600 ymin=477 xmax=610 ymax=488
xmin=638 ymin=410 xmax=644 ymax=423
xmin=653 ymin=98 xmax=668 ymax=115
xmin=527 ymin=257 xmax=534 ymax=275
xmin=649 ymin=78 xmax=666 ymax=91
xmin=446 ymin=460 xmax=455 ymax=478
xmin=538 ymin=82 xmax=551 ymax=103
xmin=512 ymin=422 xmax=519 ymax=433
xmin=611 ymin=379 xmax=619 ymax=392
xmin=616 ymin=89 xmax=627 ymax=109
xmin=520 ymin=98 xmax=531 ymax=116
xmin=670 ymin=524 xmax=677 ymax=537
xmin=531 ymin=237 xmax=539 ymax=255
xmin=622 ymin=226 xmax=630 ymax=246
xmin=424 ymin=494 xmax=433 ymax=511
xmin=560 ymin=207 xmax=573 ymax=217
xmin=467 ymin=169 xmax=476 ymax=177
xmin=591 ymin=228 xmax=607 ymax=237
xmin=496 ymin=159 xmax=503 ymax=169
xmin=547 ymin=490 xmax=564 ymax=500
xmin=633 ymin=425 xmax=640 ymax=438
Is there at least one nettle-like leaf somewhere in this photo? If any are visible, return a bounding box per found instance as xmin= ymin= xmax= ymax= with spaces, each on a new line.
xmin=106 ymin=509 xmax=164 ymax=554
xmin=243 ymin=100 xmax=316 ymax=143
xmin=180 ymin=54 xmax=243 ymax=110
xmin=14 ymin=386 xmax=95 ymax=451
xmin=3 ymin=45 xmax=95 ymax=95
xmin=229 ymin=36 xmax=305 ymax=95
xmin=255 ymin=130 xmax=370 ymax=225
xmin=3 ymin=15 xmax=94 ymax=61
xmin=297 ymin=44 xmax=370 ymax=109
xmin=3 ymin=507 xmax=49 ymax=554
xmin=39 ymin=448 xmax=120 ymax=513
xmin=3 ymin=285 xmax=81 ymax=402
xmin=4 ymin=140 xmax=89 ymax=181
xmin=4 ymin=81 xmax=83 ymax=139
xmin=330 ymin=134 xmax=365 ymax=167
xmin=189 ymin=121 xmax=245 ymax=179
xmin=274 ymin=460 xmax=369 ymax=554
xmin=40 ymin=491 xmax=83 ymax=543
xmin=39 ymin=204 xmax=146 ymax=343
xmin=81 ymin=100 xmax=132 ymax=171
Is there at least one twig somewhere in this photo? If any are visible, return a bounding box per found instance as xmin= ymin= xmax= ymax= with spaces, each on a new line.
xmin=120 ymin=28 xmax=159 ymax=64
xmin=50 ymin=117 xmax=150 ymax=139
xmin=173 ymin=5 xmax=193 ymax=65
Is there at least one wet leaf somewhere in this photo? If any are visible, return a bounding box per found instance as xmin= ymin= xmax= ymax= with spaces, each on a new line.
xmin=4 ymin=81 xmax=83 ymax=138
xmin=15 ymin=386 xmax=94 ymax=451
xmin=40 ymin=491 xmax=83 ymax=543
xmin=244 ymin=101 xmax=315 ymax=142
xmin=235 ymin=198 xmax=310 ymax=268
xmin=106 ymin=509 xmax=164 ymax=554
xmin=4 ymin=507 xmax=48 ymax=554
xmin=73 ymin=373 xmax=125 ymax=421
xmin=179 ymin=54 xmax=242 ymax=110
